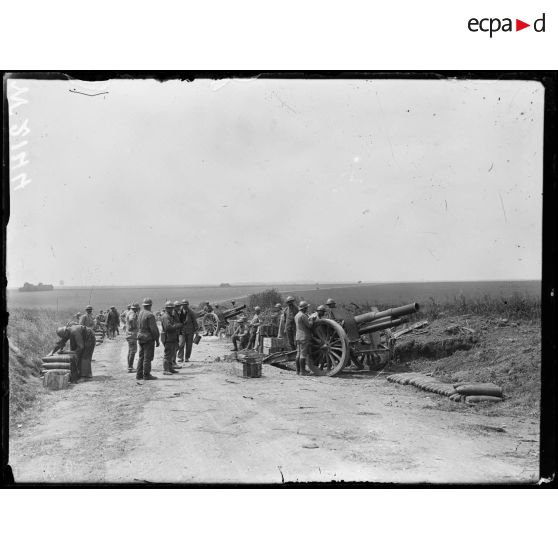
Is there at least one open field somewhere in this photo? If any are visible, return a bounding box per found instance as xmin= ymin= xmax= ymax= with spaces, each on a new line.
xmin=7 ymin=280 xmax=541 ymax=312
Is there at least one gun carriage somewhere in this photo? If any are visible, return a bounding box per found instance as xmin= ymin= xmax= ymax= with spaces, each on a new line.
xmin=265 ymin=302 xmax=420 ymax=376
xmin=197 ymin=304 xmax=247 ymax=335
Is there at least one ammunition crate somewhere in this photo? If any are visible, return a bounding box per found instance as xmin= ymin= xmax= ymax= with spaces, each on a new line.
xmin=263 ymin=337 xmax=287 ymax=352
xmin=233 ymin=350 xmax=263 ymax=378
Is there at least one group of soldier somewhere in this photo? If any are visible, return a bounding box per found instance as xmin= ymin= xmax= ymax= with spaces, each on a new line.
xmin=230 ymin=296 xmax=338 ymax=375
xmin=49 ymin=295 xmax=339 ymax=382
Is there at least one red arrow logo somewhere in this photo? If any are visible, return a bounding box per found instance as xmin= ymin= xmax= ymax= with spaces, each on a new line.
xmin=516 ymin=19 xmax=530 ymax=31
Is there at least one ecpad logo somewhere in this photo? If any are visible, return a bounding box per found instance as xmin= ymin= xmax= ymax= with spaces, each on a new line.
xmin=468 ymin=13 xmax=546 ymax=37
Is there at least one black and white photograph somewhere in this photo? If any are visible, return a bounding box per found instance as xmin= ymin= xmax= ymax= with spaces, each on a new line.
xmin=3 ymin=73 xmax=547 ymax=484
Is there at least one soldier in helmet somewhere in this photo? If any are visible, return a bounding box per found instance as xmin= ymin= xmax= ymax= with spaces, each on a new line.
xmin=324 ymin=298 xmax=338 ymax=320
xmin=136 ymin=298 xmax=160 ymax=380
xmin=79 ymin=305 xmax=96 ymax=329
xmin=49 ymin=324 xmax=96 ymax=382
xmin=106 ymin=306 xmax=120 ymax=339
xmin=177 ymin=299 xmax=199 ymax=364
xmin=231 ymin=317 xmax=249 ymax=352
xmin=125 ymin=302 xmax=140 ymax=372
xmin=171 ymin=301 xmax=182 ymax=368
xmin=310 ymin=304 xmax=327 ymax=320
xmin=247 ymin=306 xmax=262 ymax=350
xmin=278 ymin=296 xmax=297 ymax=350
xmin=160 ymin=301 xmax=181 ymax=375
xmin=294 ymin=300 xmax=313 ymax=375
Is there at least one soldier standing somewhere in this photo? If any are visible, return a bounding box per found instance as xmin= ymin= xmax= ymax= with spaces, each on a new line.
xmin=172 ymin=301 xmax=182 ymax=368
xmin=49 ymin=324 xmax=96 ymax=383
xmin=79 ymin=305 xmax=96 ymax=328
xmin=177 ymin=299 xmax=198 ymax=363
xmin=161 ymin=300 xmax=181 ymax=375
xmin=324 ymin=298 xmax=337 ymax=320
xmin=125 ymin=302 xmax=140 ymax=372
xmin=278 ymin=296 xmax=297 ymax=350
xmin=294 ymin=300 xmax=313 ymax=375
xmin=122 ymin=304 xmax=131 ymax=333
xmin=106 ymin=306 xmax=119 ymax=339
xmin=247 ymin=306 xmax=262 ymax=350
xmin=136 ymin=298 xmax=160 ymax=381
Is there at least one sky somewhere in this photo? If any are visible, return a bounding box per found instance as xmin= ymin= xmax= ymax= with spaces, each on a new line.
xmin=6 ymin=77 xmax=543 ymax=287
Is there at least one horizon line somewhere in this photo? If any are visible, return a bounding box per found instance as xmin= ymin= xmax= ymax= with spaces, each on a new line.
xmin=7 ymin=278 xmax=542 ymax=290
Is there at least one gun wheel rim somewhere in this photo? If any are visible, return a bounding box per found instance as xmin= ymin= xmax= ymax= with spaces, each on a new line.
xmin=202 ymin=312 xmax=219 ymax=336
xmin=308 ymin=318 xmax=349 ymax=376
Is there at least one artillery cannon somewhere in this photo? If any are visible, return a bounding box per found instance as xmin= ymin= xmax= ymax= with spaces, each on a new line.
xmin=197 ymin=304 xmax=247 ymax=335
xmin=308 ymin=302 xmax=420 ymax=375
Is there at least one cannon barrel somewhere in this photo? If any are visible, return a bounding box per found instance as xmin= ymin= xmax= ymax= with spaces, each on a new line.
xmin=221 ymin=304 xmax=246 ymax=319
xmin=358 ymin=316 xmax=409 ymax=334
xmin=353 ymin=302 xmax=420 ymax=326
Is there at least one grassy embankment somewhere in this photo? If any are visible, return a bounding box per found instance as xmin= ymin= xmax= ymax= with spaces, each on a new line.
xmin=8 ymin=307 xmax=79 ymax=421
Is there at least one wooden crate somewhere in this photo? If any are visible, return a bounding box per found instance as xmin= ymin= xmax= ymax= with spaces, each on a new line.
xmin=232 ymin=361 xmax=262 ymax=378
xmin=263 ymin=337 xmax=287 ymax=350
xmin=234 ymin=350 xmax=263 ymax=378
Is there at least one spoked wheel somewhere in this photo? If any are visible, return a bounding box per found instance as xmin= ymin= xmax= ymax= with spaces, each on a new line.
xmin=308 ymin=319 xmax=350 ymax=376
xmin=202 ymin=312 xmax=220 ymax=336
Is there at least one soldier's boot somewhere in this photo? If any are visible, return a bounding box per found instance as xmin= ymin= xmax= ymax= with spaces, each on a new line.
xmin=300 ymin=358 xmax=310 ymax=375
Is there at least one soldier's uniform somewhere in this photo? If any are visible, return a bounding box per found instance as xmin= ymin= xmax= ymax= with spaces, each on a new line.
xmin=282 ymin=302 xmax=298 ymax=350
xmin=79 ymin=311 xmax=96 ymax=329
xmin=125 ymin=305 xmax=139 ymax=371
xmin=177 ymin=301 xmax=198 ymax=362
xmin=136 ymin=300 xmax=160 ymax=380
xmin=232 ymin=320 xmax=249 ymax=351
xmin=106 ymin=307 xmax=120 ymax=338
xmin=324 ymin=299 xmax=338 ymax=321
xmin=294 ymin=303 xmax=313 ymax=375
xmin=161 ymin=303 xmax=181 ymax=374
xmin=53 ymin=325 xmax=96 ymax=382
xmin=247 ymin=308 xmax=262 ymax=350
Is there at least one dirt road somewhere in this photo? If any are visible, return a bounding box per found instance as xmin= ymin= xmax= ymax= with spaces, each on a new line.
xmin=9 ymin=335 xmax=539 ymax=484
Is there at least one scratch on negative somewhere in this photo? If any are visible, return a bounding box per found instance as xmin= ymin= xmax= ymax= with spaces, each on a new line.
xmin=69 ymin=89 xmax=109 ymax=97
xmin=498 ymin=191 xmax=508 ymax=222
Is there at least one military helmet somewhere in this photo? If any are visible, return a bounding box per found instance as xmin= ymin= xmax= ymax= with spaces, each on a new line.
xmin=56 ymin=326 xmax=67 ymax=338
xmin=254 ymin=306 xmax=261 ymax=312
xmin=142 ymin=298 xmax=153 ymax=306
xmin=132 ymin=302 xmax=140 ymax=310
xmin=286 ymin=296 xmax=295 ymax=303
xmin=326 ymin=298 xmax=336 ymax=305
xmin=317 ymin=304 xmax=326 ymax=311
xmin=181 ymin=299 xmax=189 ymax=305
xmin=127 ymin=304 xmax=131 ymax=309
xmin=165 ymin=300 xmax=174 ymax=309
xmin=299 ymin=300 xmax=309 ymax=309
xmin=110 ymin=305 xmax=116 ymax=309
xmin=237 ymin=316 xmax=246 ymax=323
xmin=85 ymin=305 xmax=92 ymax=311
xmin=174 ymin=300 xmax=180 ymax=307
xmin=274 ymin=303 xmax=282 ymax=309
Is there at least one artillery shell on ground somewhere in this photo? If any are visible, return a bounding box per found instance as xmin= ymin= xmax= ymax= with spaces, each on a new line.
xmin=42 ymin=354 xmax=75 ymax=363
xmin=42 ymin=362 xmax=71 ymax=370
